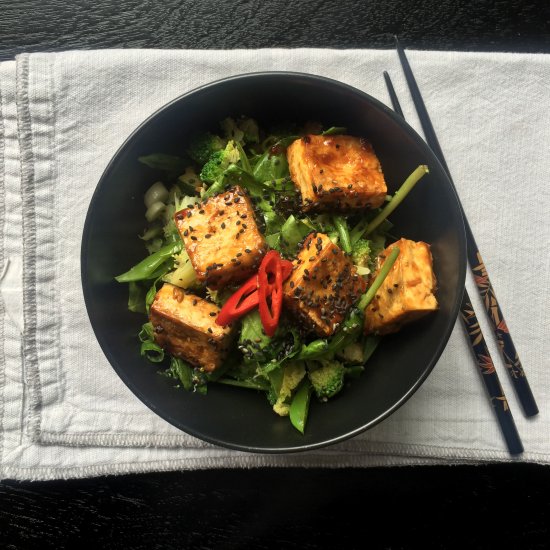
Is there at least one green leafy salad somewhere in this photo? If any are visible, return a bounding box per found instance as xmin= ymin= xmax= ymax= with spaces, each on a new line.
xmin=115 ymin=116 xmax=431 ymax=434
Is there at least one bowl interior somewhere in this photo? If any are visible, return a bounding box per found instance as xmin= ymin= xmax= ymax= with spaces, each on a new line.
xmin=82 ymin=73 xmax=466 ymax=452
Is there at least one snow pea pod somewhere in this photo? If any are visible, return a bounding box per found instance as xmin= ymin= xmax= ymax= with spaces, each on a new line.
xmin=297 ymin=339 xmax=329 ymax=360
xmin=333 ymin=215 xmax=352 ymax=253
xmin=115 ymin=241 xmax=181 ymax=282
xmin=290 ymin=379 xmax=312 ymax=434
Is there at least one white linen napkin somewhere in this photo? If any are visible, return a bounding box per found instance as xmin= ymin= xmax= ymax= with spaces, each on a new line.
xmin=1 ymin=49 xmax=549 ymax=481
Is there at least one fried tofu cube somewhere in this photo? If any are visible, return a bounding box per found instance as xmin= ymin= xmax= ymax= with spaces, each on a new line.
xmin=175 ymin=186 xmax=266 ymax=289
xmin=283 ymin=232 xmax=366 ymax=337
xmin=286 ymin=134 xmax=387 ymax=212
xmin=150 ymin=283 xmax=233 ymax=372
xmin=364 ymin=238 xmax=438 ymax=335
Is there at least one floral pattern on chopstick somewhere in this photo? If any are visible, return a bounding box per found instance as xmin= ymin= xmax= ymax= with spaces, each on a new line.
xmin=492 ymin=395 xmax=510 ymax=412
xmin=470 ymin=252 xmax=525 ymax=380
xmin=460 ymin=300 xmax=509 ymax=413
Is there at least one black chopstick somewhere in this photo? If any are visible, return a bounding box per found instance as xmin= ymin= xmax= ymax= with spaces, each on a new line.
xmin=383 ymin=71 xmax=404 ymax=118
xmin=384 ymin=71 xmax=524 ymax=455
xmin=393 ymin=36 xmax=538 ymax=418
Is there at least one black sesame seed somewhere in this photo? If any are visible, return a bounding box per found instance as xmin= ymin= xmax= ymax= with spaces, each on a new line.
xmin=209 ymin=312 xmax=216 ymax=317
xmin=205 ymin=234 xmax=212 ymax=239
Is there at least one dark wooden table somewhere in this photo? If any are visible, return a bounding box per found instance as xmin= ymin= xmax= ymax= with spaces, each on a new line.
xmin=1 ymin=1 xmax=549 ymax=548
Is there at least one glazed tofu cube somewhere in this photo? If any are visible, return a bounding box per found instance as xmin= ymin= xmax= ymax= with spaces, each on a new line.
xmin=286 ymin=134 xmax=387 ymax=212
xmin=283 ymin=232 xmax=366 ymax=337
xmin=150 ymin=283 xmax=233 ymax=372
xmin=364 ymin=238 xmax=438 ymax=335
xmin=175 ymin=186 xmax=266 ymax=289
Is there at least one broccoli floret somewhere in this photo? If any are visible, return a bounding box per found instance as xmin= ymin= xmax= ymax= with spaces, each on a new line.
xmin=272 ymin=362 xmax=306 ymax=416
xmin=351 ymin=238 xmax=372 ymax=276
xmin=237 ymin=117 xmax=259 ymax=143
xmin=178 ymin=166 xmax=201 ymax=193
xmin=337 ymin=342 xmax=364 ymax=364
xmin=308 ymin=360 xmax=345 ymax=401
xmin=162 ymin=249 xmax=197 ymax=289
xmin=219 ymin=117 xmax=260 ymax=144
xmin=187 ymin=132 xmax=225 ymax=166
xmin=220 ymin=117 xmax=245 ymax=143
xmin=199 ymin=141 xmax=240 ymax=184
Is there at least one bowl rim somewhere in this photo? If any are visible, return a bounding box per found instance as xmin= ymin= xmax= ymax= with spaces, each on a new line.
xmin=81 ymin=70 xmax=467 ymax=453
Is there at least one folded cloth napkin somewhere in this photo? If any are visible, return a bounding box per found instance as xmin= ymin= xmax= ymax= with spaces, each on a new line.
xmin=1 ymin=49 xmax=549 ymax=481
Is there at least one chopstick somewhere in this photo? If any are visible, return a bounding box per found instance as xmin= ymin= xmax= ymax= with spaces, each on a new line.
xmin=393 ymin=37 xmax=538 ymax=419
xmin=383 ymin=70 xmax=524 ymax=455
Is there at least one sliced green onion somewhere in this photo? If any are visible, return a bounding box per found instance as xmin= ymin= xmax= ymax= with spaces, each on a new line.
xmin=358 ymin=246 xmax=400 ymax=311
xmin=145 ymin=201 xmax=166 ymax=223
xmin=361 ymin=165 xmax=428 ymax=238
xmin=321 ymin=126 xmax=347 ymax=136
xmin=139 ymin=226 xmax=163 ymax=241
xmin=144 ymin=181 xmax=169 ymax=209
xmin=140 ymin=341 xmax=165 ymax=363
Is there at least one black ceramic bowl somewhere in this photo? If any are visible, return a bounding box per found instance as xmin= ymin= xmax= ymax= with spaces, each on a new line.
xmin=81 ymin=72 xmax=466 ymax=453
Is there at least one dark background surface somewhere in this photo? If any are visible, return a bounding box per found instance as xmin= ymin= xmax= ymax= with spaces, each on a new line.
xmin=1 ymin=0 xmax=549 ymax=548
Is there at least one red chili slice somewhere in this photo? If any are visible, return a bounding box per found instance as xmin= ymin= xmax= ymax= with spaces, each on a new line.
xmin=215 ymin=274 xmax=259 ymax=326
xmin=258 ymin=251 xmax=284 ymax=337
xmin=214 ymin=253 xmax=293 ymax=329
